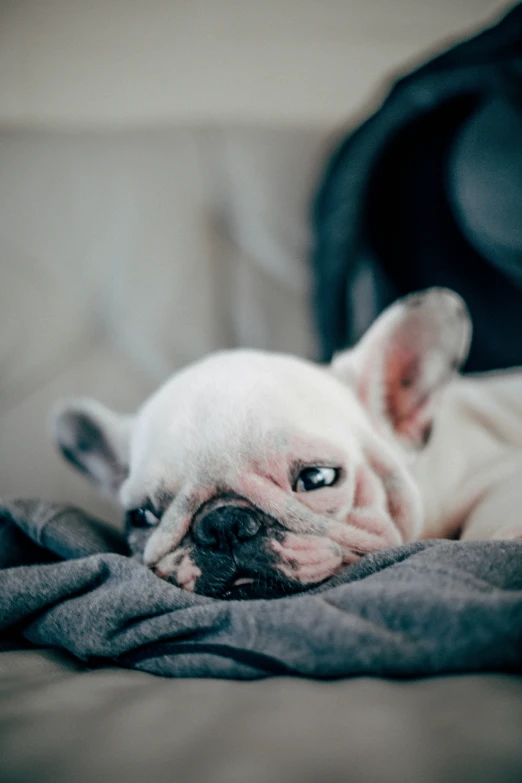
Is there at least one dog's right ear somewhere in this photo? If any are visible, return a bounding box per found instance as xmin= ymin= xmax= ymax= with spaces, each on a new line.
xmin=331 ymin=288 xmax=471 ymax=450
xmin=51 ymin=398 xmax=134 ymax=498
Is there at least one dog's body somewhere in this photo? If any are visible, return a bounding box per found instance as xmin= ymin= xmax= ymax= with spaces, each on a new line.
xmin=53 ymin=289 xmax=522 ymax=599
xmin=413 ymin=369 xmax=522 ymax=542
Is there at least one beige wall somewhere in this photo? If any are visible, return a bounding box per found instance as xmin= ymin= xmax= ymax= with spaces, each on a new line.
xmin=0 ymin=0 xmax=512 ymax=130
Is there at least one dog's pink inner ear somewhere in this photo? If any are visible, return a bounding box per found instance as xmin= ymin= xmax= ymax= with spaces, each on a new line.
xmin=354 ymin=317 xmax=448 ymax=449
xmin=336 ymin=289 xmax=471 ymax=449
xmin=380 ymin=345 xmax=434 ymax=447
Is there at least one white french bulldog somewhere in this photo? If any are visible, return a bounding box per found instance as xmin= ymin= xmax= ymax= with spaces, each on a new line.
xmin=53 ymin=288 xmax=522 ymax=599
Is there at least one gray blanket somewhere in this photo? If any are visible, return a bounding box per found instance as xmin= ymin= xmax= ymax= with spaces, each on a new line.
xmin=1 ymin=500 xmax=521 ymax=679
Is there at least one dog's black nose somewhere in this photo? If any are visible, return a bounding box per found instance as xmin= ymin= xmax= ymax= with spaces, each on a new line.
xmin=193 ymin=505 xmax=262 ymax=551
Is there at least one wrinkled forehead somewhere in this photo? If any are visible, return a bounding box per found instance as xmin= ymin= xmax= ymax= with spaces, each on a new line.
xmin=127 ymin=351 xmax=363 ymax=485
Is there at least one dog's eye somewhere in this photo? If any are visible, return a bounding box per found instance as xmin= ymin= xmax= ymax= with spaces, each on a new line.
xmin=126 ymin=508 xmax=159 ymax=528
xmin=294 ymin=467 xmax=339 ymax=492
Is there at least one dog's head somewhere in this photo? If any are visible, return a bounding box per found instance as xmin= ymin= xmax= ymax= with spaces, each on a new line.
xmin=53 ymin=289 xmax=470 ymax=599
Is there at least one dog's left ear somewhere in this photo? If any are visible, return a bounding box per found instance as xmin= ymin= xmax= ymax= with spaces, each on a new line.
xmin=51 ymin=398 xmax=134 ymax=498
xmin=332 ymin=288 xmax=472 ymax=449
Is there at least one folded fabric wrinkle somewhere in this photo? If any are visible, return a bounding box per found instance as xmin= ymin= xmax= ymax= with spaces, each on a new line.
xmin=1 ymin=500 xmax=521 ymax=680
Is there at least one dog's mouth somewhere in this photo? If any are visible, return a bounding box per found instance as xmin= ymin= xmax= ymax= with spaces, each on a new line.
xmin=203 ymin=569 xmax=319 ymax=601
xmin=151 ymin=513 xmax=345 ymax=600
xmin=220 ymin=579 xmax=262 ymax=600
xmin=221 ymin=575 xmax=255 ymax=600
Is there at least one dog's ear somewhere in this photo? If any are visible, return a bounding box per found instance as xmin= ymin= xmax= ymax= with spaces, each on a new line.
xmin=51 ymin=398 xmax=134 ymax=497
xmin=332 ymin=288 xmax=471 ymax=449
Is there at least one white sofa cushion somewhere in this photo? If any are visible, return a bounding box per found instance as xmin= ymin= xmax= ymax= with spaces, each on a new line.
xmin=0 ymin=0 xmax=509 ymax=128
xmin=0 ymin=126 xmax=323 ymax=511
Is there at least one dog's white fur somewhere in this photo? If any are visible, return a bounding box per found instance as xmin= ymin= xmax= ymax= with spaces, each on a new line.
xmin=52 ymin=289 xmax=522 ymax=596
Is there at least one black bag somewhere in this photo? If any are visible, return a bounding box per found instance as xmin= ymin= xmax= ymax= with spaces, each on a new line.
xmin=313 ymin=2 xmax=522 ymax=372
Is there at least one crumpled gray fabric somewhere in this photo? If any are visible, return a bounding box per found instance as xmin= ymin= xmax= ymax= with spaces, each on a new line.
xmin=1 ymin=499 xmax=521 ymax=680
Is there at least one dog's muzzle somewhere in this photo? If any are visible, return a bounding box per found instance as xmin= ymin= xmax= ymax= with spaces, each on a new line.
xmin=193 ymin=504 xmax=262 ymax=551
xmin=187 ymin=498 xmax=306 ymax=600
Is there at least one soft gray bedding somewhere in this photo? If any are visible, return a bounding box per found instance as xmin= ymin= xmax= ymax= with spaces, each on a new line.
xmin=1 ymin=499 xmax=521 ymax=680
